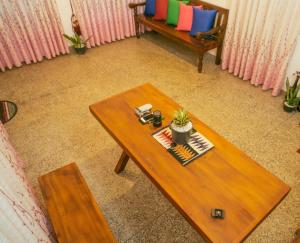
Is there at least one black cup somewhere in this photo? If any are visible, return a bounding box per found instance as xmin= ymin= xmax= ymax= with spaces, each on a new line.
xmin=153 ymin=110 xmax=162 ymax=127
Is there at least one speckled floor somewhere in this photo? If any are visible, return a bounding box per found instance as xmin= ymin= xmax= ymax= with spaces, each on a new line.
xmin=0 ymin=32 xmax=299 ymax=243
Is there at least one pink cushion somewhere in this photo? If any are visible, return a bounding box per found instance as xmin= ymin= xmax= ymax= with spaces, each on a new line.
xmin=153 ymin=0 xmax=168 ymax=20
xmin=176 ymin=4 xmax=203 ymax=31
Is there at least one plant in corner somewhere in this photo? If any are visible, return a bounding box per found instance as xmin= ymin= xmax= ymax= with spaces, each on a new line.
xmin=284 ymin=72 xmax=300 ymax=112
xmin=170 ymin=109 xmax=193 ymax=144
xmin=63 ymin=33 xmax=91 ymax=55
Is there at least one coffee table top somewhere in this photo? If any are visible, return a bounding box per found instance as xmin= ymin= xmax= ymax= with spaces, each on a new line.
xmin=89 ymin=83 xmax=290 ymax=243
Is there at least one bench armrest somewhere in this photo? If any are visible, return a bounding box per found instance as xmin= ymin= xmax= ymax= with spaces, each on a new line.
xmin=129 ymin=2 xmax=146 ymax=9
xmin=195 ymin=26 xmax=221 ymax=40
xmin=129 ymin=2 xmax=145 ymax=38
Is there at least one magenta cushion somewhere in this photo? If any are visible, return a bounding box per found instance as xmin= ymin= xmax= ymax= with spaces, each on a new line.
xmin=153 ymin=0 xmax=168 ymax=20
xmin=176 ymin=4 xmax=203 ymax=31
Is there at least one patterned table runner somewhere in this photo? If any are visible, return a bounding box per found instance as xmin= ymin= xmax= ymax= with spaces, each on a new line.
xmin=153 ymin=126 xmax=214 ymax=166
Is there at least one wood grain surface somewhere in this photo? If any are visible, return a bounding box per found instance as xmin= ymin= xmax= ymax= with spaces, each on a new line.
xmin=38 ymin=163 xmax=116 ymax=243
xmin=89 ymin=83 xmax=290 ymax=243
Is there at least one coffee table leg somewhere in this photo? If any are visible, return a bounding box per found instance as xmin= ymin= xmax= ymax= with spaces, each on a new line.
xmin=114 ymin=151 xmax=130 ymax=174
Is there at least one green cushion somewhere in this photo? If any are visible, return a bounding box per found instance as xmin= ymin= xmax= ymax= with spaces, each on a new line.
xmin=166 ymin=0 xmax=189 ymax=26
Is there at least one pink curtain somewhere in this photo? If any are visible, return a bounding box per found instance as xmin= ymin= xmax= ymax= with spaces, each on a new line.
xmin=0 ymin=122 xmax=54 ymax=242
xmin=221 ymin=0 xmax=300 ymax=96
xmin=0 ymin=0 xmax=69 ymax=72
xmin=70 ymin=0 xmax=145 ymax=48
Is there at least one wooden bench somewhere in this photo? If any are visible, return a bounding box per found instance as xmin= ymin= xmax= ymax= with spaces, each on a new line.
xmin=38 ymin=163 xmax=116 ymax=243
xmin=129 ymin=0 xmax=229 ymax=73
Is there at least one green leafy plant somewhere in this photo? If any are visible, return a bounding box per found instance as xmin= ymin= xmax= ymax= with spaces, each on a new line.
xmin=285 ymin=72 xmax=300 ymax=106
xmin=173 ymin=109 xmax=190 ymax=127
xmin=63 ymin=33 xmax=90 ymax=48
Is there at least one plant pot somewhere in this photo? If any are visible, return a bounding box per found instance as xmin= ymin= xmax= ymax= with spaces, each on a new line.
xmin=283 ymin=101 xmax=297 ymax=113
xmin=74 ymin=45 xmax=86 ymax=55
xmin=170 ymin=121 xmax=193 ymax=145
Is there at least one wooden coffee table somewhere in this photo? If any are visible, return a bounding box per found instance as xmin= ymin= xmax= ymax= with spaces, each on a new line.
xmin=89 ymin=83 xmax=290 ymax=243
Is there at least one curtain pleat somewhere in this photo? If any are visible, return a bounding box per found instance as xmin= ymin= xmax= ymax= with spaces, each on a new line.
xmin=0 ymin=122 xmax=54 ymax=242
xmin=71 ymin=0 xmax=145 ymax=48
xmin=221 ymin=0 xmax=300 ymax=96
xmin=0 ymin=0 xmax=69 ymax=72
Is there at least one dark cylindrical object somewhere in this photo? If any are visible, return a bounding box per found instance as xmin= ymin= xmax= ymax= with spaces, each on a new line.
xmin=283 ymin=102 xmax=296 ymax=113
xmin=74 ymin=46 xmax=86 ymax=54
xmin=153 ymin=110 xmax=162 ymax=127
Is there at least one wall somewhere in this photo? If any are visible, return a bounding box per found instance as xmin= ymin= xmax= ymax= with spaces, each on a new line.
xmin=205 ymin=0 xmax=231 ymax=8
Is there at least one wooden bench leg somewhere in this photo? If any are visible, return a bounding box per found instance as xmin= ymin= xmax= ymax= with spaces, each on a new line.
xmin=115 ymin=151 xmax=130 ymax=174
xmin=198 ymin=52 xmax=204 ymax=73
xmin=135 ymin=21 xmax=140 ymax=39
xmin=133 ymin=8 xmax=140 ymax=39
xmin=215 ymin=45 xmax=223 ymax=65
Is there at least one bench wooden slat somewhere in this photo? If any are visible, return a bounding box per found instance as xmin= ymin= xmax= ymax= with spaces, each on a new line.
xmin=38 ymin=163 xmax=116 ymax=243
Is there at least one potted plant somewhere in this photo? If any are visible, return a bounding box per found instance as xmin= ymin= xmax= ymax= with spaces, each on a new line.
xmin=170 ymin=109 xmax=193 ymax=144
xmin=284 ymin=72 xmax=300 ymax=112
xmin=63 ymin=33 xmax=91 ymax=54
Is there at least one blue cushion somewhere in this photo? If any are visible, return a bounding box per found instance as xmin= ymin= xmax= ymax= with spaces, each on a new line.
xmin=145 ymin=0 xmax=156 ymax=16
xmin=189 ymin=8 xmax=217 ymax=36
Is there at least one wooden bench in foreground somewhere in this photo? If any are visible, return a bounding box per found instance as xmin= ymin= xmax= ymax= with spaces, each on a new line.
xmin=38 ymin=163 xmax=116 ymax=243
xmin=129 ymin=0 xmax=229 ymax=73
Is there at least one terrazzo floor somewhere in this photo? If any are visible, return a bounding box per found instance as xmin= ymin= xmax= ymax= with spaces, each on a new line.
xmin=0 ymin=32 xmax=299 ymax=243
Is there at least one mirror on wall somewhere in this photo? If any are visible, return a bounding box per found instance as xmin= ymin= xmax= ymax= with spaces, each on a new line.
xmin=0 ymin=101 xmax=18 ymax=124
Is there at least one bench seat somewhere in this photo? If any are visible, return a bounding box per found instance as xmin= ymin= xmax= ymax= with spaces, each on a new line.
xmin=138 ymin=15 xmax=219 ymax=51
xmin=38 ymin=163 xmax=116 ymax=243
